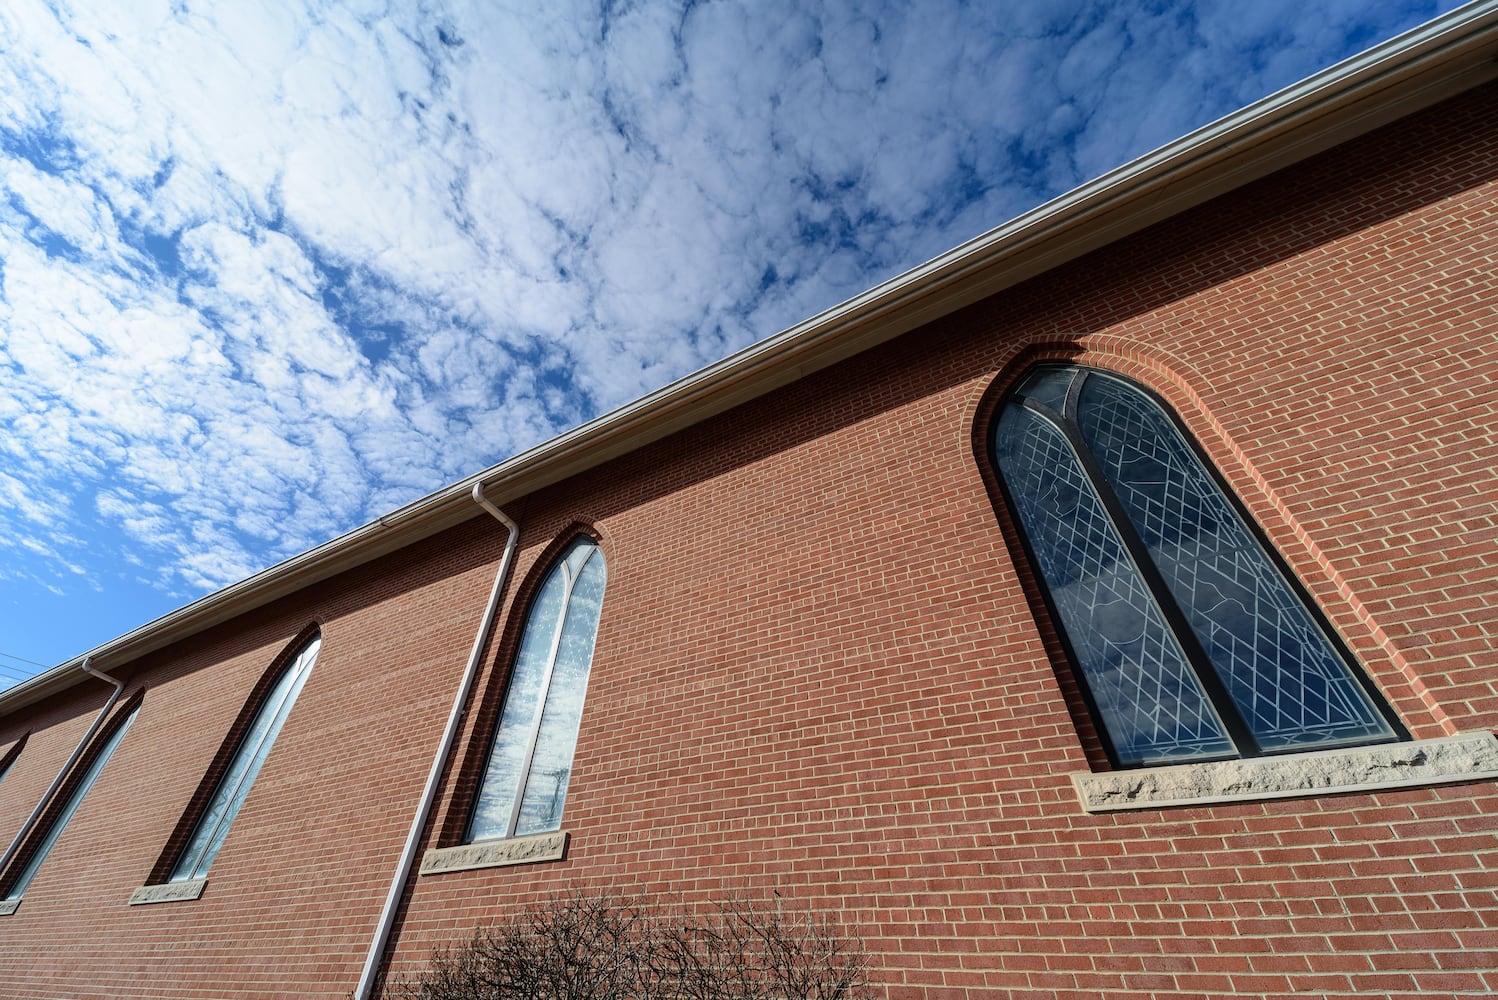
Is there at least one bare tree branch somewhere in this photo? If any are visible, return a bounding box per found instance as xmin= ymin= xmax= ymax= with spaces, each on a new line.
xmin=386 ymin=888 xmax=875 ymax=1000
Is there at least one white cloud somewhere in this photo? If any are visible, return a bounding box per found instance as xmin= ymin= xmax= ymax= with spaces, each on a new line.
xmin=0 ymin=0 xmax=1462 ymax=667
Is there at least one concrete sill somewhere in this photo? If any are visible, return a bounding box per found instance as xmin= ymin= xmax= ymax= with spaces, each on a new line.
xmin=0 ymin=898 xmax=18 ymax=916
xmin=129 ymin=878 xmax=207 ymax=905
xmin=1072 ymin=731 xmax=1498 ymax=812
xmin=421 ymin=830 xmax=569 ymax=875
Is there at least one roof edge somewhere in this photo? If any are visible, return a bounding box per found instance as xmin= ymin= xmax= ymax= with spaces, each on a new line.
xmin=6 ymin=2 xmax=1497 ymax=716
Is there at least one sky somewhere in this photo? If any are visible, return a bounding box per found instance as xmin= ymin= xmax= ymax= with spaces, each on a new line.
xmin=0 ymin=0 xmax=1468 ymax=686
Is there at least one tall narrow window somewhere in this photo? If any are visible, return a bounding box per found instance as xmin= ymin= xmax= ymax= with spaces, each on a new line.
xmin=169 ymin=634 xmax=321 ymax=882
xmin=4 ymin=705 xmax=137 ymax=902
xmin=469 ymin=537 xmax=606 ymax=842
xmin=992 ymin=365 xmax=1400 ymax=767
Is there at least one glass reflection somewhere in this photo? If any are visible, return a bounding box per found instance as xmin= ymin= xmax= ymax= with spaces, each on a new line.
xmin=1077 ymin=373 xmax=1393 ymax=752
xmin=997 ymin=403 xmax=1232 ymax=765
xmin=470 ymin=538 xmax=606 ymax=841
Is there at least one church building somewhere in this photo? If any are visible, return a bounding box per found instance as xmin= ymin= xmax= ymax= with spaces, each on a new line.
xmin=1 ymin=7 xmax=1496 ymax=998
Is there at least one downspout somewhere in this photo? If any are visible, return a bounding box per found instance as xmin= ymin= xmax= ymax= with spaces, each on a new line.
xmin=354 ymin=483 xmax=519 ymax=999
xmin=0 ymin=660 xmax=124 ymax=875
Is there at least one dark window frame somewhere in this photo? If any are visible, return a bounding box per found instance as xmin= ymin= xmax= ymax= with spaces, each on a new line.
xmin=986 ymin=363 xmax=1405 ymax=769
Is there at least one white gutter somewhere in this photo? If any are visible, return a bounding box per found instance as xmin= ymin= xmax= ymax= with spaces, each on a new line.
xmin=3 ymin=1 xmax=1496 ymax=719
xmin=352 ymin=484 xmax=521 ymax=999
xmin=0 ymin=662 xmax=124 ymax=877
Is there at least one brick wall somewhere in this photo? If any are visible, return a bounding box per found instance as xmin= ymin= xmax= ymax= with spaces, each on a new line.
xmin=0 ymin=82 xmax=1493 ymax=999
xmin=0 ymin=518 xmax=507 ymax=997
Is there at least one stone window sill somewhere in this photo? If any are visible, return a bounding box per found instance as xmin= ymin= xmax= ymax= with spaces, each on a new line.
xmin=420 ymin=830 xmax=568 ymax=875
xmin=129 ymin=878 xmax=207 ymax=905
xmin=0 ymin=898 xmax=18 ymax=916
xmin=1072 ymin=731 xmax=1498 ymax=812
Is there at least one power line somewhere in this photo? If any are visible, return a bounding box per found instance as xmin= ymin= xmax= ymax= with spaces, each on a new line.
xmin=0 ymin=652 xmax=51 ymax=685
xmin=0 ymin=651 xmax=50 ymax=670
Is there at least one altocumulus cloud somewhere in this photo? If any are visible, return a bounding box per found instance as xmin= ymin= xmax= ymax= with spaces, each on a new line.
xmin=0 ymin=0 xmax=1460 ymax=668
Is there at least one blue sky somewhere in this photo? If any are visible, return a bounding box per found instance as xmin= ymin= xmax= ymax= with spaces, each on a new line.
xmin=0 ymin=0 xmax=1465 ymax=687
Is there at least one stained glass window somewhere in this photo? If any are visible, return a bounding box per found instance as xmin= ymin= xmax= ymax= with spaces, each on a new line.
xmin=992 ymin=365 xmax=1400 ymax=767
xmin=170 ymin=635 xmax=321 ymax=881
xmin=468 ymin=537 xmax=606 ymax=841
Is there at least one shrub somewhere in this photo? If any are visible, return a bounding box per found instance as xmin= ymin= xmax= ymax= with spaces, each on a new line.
xmin=390 ymin=889 xmax=873 ymax=1000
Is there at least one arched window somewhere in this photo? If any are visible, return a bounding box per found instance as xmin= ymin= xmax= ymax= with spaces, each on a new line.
xmin=468 ymin=537 xmax=606 ymax=842
xmin=4 ymin=702 xmax=137 ymax=902
xmin=168 ymin=634 xmax=321 ymax=882
xmin=991 ymin=364 xmax=1401 ymax=767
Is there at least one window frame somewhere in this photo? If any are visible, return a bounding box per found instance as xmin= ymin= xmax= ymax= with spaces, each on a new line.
xmin=987 ymin=363 xmax=1405 ymax=770
xmin=465 ymin=534 xmax=607 ymax=845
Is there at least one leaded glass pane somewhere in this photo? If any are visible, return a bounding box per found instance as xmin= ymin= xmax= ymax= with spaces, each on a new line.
xmin=1077 ymin=374 xmax=1395 ymax=752
xmin=996 ymin=403 xmax=1234 ymax=764
xmin=7 ymin=706 xmax=137 ymax=900
xmin=469 ymin=538 xmax=606 ymax=842
xmin=172 ymin=636 xmax=320 ymax=881
xmin=1013 ymin=366 xmax=1076 ymax=415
